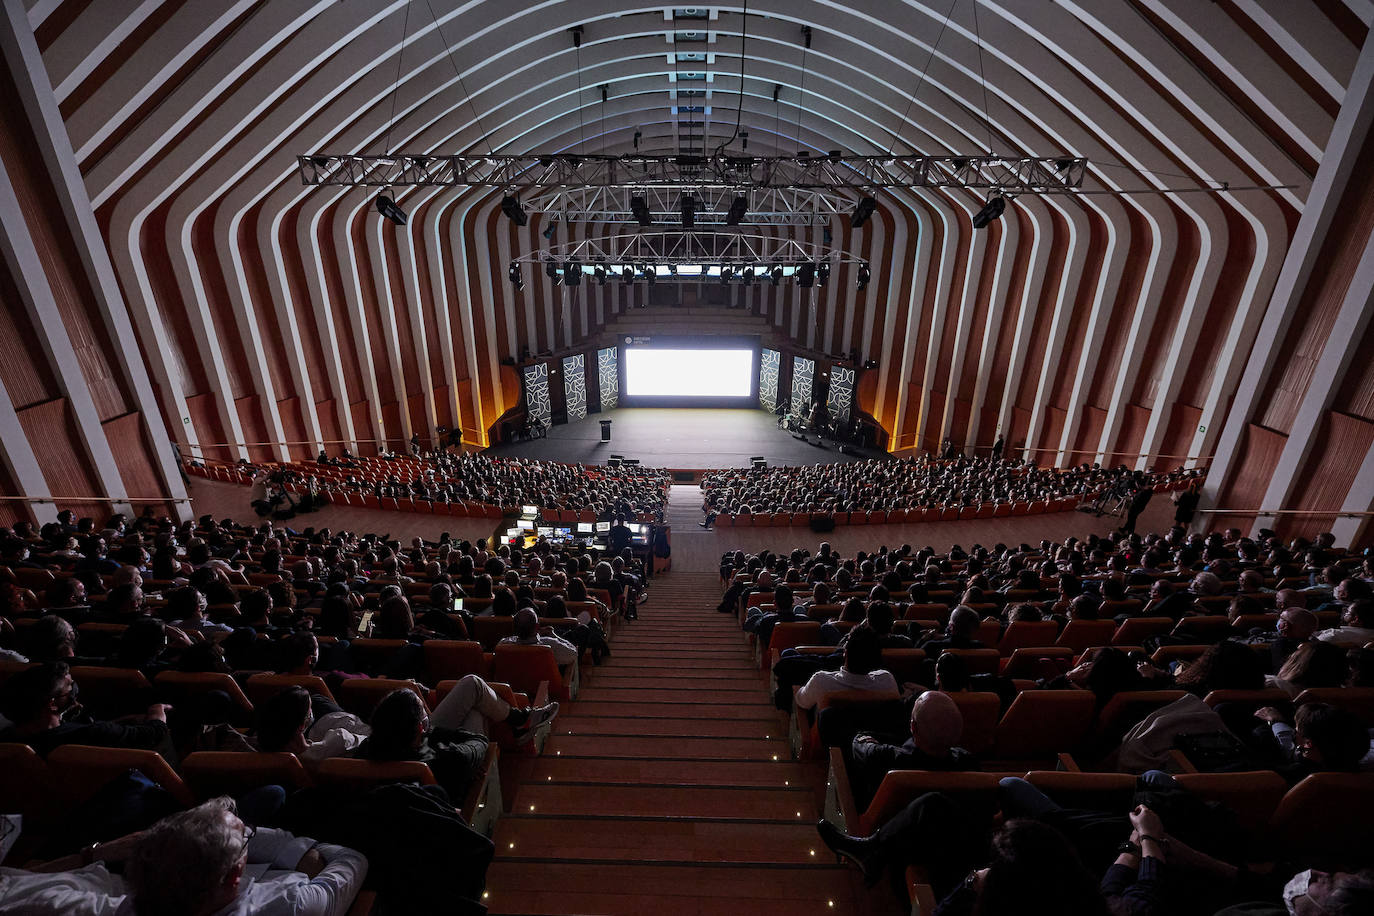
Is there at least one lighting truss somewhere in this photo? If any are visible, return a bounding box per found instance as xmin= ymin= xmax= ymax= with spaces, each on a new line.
xmin=513 ymin=230 xmax=866 ymax=281
xmin=520 ymin=186 xmax=855 ymax=226
xmin=296 ymin=153 xmax=1088 ymax=193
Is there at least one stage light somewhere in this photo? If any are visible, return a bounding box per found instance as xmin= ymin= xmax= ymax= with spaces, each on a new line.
xmin=666 ymin=263 xmax=677 ymax=276
xmin=621 ymin=266 xmax=634 ymax=284
xmin=741 ymin=265 xmax=755 ymax=285
xmin=563 ymin=260 xmax=582 ymax=286
xmin=501 ymin=195 xmax=528 ymax=226
xmin=857 ymin=262 xmax=871 ymax=290
xmin=851 ymin=196 xmax=877 ymax=229
xmin=544 ymin=257 xmax=561 ymax=285
xmin=630 ymin=196 xmax=653 ymax=226
xmin=817 ymin=261 xmax=830 ymax=285
xmin=646 ymin=265 xmax=656 ymax=285
xmin=593 ymin=264 xmax=607 ymax=286
xmin=972 ymin=196 xmax=1006 ymax=229
xmin=797 ymin=263 xmax=816 ymax=288
xmin=542 ymin=220 xmax=557 ymax=240
xmin=680 ymin=194 xmax=695 ymax=228
xmin=725 ymin=195 xmax=749 ymax=225
xmin=375 ymin=192 xmax=407 ymax=226
xmin=720 ymin=265 xmax=733 ymax=284
xmin=770 ymin=265 xmax=783 ymax=286
xmin=508 ymin=262 xmax=524 ymax=290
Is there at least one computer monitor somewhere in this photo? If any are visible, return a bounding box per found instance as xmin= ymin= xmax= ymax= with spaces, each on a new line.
xmin=516 ymin=520 xmax=534 ymax=531
xmin=521 ymin=505 xmax=539 ymax=516
xmin=576 ymin=522 xmax=593 ymax=533
xmin=555 ymin=527 xmax=572 ymax=538
xmin=506 ymin=528 xmax=523 ymax=538
xmin=595 ymin=521 xmax=611 ymax=533
xmin=537 ymin=526 xmax=553 ymax=537
xmin=626 ymin=523 xmax=644 ymax=534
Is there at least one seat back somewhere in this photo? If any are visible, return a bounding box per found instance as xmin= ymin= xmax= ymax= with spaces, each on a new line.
xmin=47 ymin=744 xmax=195 ymax=810
xmin=938 ymin=648 xmax=1001 ymax=676
xmin=423 ymin=639 xmax=487 ymax=682
xmin=1293 ymin=687 xmax=1374 ymax=726
xmin=492 ymin=643 xmax=569 ymax=703
xmin=859 ymin=770 xmax=1002 ymax=836
xmin=1056 ymin=620 xmax=1119 ymax=654
xmin=764 ymin=621 xmax=823 ymax=669
xmin=336 ymin=678 xmax=429 ymax=719
xmin=469 ymin=616 xmax=515 ymax=650
xmin=348 ymin=638 xmax=408 ymax=673
xmin=946 ymin=690 xmax=1001 ymax=755
xmin=993 ymin=689 xmax=1097 ymax=761
xmin=153 ymin=670 xmax=253 ymax=715
xmin=314 ymin=757 xmax=437 ymax=791
xmin=1024 ymin=771 xmax=1137 ymax=812
xmin=996 ymin=621 xmax=1060 ymax=657
xmin=1173 ymin=771 xmax=1289 ymax=835
xmin=1267 ymin=773 xmax=1374 ymax=864
xmin=1095 ymin=690 xmax=1188 ymax=740
xmin=1001 ymin=646 xmax=1075 ymax=679
xmin=69 ymin=665 xmax=152 ymax=718
xmin=1111 ymin=617 xmax=1176 ymax=646
xmin=879 ymin=648 xmax=927 ymax=683
xmin=244 ymin=673 xmax=335 ymax=706
xmin=181 ymin=751 xmax=311 ymax=799
xmin=0 ymin=742 xmax=58 ymax=824
xmin=1200 ymin=688 xmax=1290 ymax=711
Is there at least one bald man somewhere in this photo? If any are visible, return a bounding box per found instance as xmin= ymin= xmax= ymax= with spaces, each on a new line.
xmin=848 ymin=690 xmax=974 ymax=811
xmin=499 ymin=607 xmax=579 ymax=666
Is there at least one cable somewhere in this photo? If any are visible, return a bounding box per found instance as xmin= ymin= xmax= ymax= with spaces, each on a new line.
xmin=970 ymin=0 xmax=994 ymax=154
xmin=713 ymin=0 xmax=750 ymax=157
xmin=574 ymin=28 xmax=587 ymax=153
xmin=423 ymin=0 xmax=494 ymax=154
xmin=887 ymin=0 xmax=957 ymax=157
xmin=382 ymin=0 xmax=413 ymax=155
xmin=794 ymin=25 xmax=811 ymax=151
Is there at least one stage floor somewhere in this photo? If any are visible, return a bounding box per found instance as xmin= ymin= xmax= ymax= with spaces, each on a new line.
xmin=483 ymin=407 xmax=889 ymax=469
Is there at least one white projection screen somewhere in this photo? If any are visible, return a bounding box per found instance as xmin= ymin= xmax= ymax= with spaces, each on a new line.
xmin=624 ymin=347 xmax=754 ymax=398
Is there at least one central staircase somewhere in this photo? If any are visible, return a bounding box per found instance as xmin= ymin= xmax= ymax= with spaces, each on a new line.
xmin=481 ymin=571 xmax=856 ymax=914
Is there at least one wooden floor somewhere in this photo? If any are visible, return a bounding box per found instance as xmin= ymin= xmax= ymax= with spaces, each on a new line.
xmin=481 ymin=572 xmax=873 ymax=915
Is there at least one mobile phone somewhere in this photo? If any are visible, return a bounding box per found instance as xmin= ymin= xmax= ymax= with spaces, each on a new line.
xmin=452 ymin=597 xmax=464 ymax=612
xmin=358 ymin=610 xmax=374 ymax=636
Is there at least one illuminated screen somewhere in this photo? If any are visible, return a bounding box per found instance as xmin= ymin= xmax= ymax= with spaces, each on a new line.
xmin=576 ymin=522 xmax=593 ymax=533
xmin=624 ymin=348 xmax=753 ymax=397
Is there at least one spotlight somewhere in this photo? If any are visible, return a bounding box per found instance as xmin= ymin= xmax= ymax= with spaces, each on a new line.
xmin=621 ymin=266 xmax=634 ymax=284
xmin=770 ymin=265 xmax=783 ymax=286
xmin=508 ymin=261 xmax=524 ymax=291
xmin=545 ymin=257 xmax=561 ymax=285
xmin=857 ymin=262 xmax=871 ymax=290
xmin=375 ymin=192 xmax=407 ymax=226
xmin=851 ymin=196 xmax=877 ymax=229
xmin=666 ymin=263 xmax=677 ymax=276
xmin=725 ymin=195 xmax=749 ymax=226
xmin=646 ymin=265 xmax=656 ymax=285
xmin=680 ymin=194 xmax=695 ymax=228
xmin=741 ymin=265 xmax=755 ymax=285
xmin=797 ymin=263 xmax=816 ymax=288
xmin=593 ymin=264 xmax=607 ymax=286
xmin=720 ymin=265 xmax=733 ymax=284
xmin=542 ymin=220 xmax=557 ymax=240
xmin=563 ymin=260 xmax=582 ymax=286
xmin=501 ymin=195 xmax=528 ymax=226
xmin=630 ymin=195 xmax=653 ymax=227
xmin=817 ymin=261 xmax=830 ymax=285
xmin=972 ymin=196 xmax=1006 ymax=230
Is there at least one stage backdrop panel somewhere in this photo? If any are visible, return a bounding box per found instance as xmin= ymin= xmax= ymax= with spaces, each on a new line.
xmin=759 ymin=348 xmax=781 ymax=412
xmin=598 ymin=346 xmax=619 ymax=410
xmin=523 ymin=363 xmax=552 ymax=428
xmin=828 ymin=366 xmax=856 ymax=423
xmin=563 ymin=354 xmax=587 ymax=421
xmin=790 ymin=356 xmax=815 ymax=417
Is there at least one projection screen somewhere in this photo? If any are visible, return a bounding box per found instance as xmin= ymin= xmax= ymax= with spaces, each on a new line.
xmin=623 ymin=347 xmax=754 ymax=398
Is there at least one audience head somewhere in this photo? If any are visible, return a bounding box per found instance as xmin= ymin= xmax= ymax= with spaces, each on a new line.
xmin=1276 ymin=641 xmax=1348 ymax=690
xmin=367 ymin=688 xmax=428 ymax=759
xmin=1175 ymin=639 xmax=1264 ymax=695
xmin=22 ymin=614 xmax=77 ymax=662
xmin=1294 ymin=703 xmax=1369 ymax=772
xmin=842 ymin=625 xmax=883 ymax=676
xmin=0 ymin=661 xmax=72 ymax=730
xmin=910 ymin=690 xmax=963 ymax=757
xmin=977 ymin=819 xmax=1109 ymax=916
xmin=513 ymin=607 xmax=540 ymax=639
xmin=947 ymin=605 xmax=980 ymax=639
xmin=1341 ymin=599 xmax=1374 ymax=630
xmin=255 ymin=686 xmax=312 ymax=753
xmin=125 ymin=797 xmax=249 ymax=916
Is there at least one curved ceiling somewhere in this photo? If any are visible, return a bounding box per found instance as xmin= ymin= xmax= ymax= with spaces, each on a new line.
xmin=21 ymin=0 xmax=1371 ymax=468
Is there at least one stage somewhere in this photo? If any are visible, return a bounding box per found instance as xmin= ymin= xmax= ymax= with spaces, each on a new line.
xmin=483 ymin=407 xmax=890 ymax=469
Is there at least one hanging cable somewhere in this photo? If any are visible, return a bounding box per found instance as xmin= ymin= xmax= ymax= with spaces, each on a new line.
xmin=773 ymin=83 xmax=781 ymax=154
xmin=600 ymin=84 xmax=608 ymax=155
xmin=423 ymin=0 xmax=494 ymax=154
xmin=381 ymin=0 xmax=413 ymax=154
xmin=970 ymin=0 xmax=994 ymax=154
xmin=794 ymin=25 xmax=811 ymax=151
xmin=573 ymin=26 xmax=587 ymax=152
xmin=713 ymin=0 xmax=750 ymax=156
xmin=886 ymin=0 xmax=957 ymax=156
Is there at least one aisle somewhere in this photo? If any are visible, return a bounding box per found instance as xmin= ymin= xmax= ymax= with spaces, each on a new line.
xmin=481 ymin=572 xmax=857 ymax=915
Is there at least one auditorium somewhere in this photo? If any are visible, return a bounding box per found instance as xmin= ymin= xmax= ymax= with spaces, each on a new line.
xmin=1 ymin=1 xmax=1373 ymax=913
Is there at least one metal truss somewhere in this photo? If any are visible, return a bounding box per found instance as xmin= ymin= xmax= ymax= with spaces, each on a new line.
xmin=297 ymin=153 xmax=1088 ymax=193
xmin=520 ymin=186 xmax=856 ymax=226
xmin=512 ymin=230 xmax=867 ymax=271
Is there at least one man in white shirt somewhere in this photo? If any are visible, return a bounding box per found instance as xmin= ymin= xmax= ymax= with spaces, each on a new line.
xmin=0 ymin=797 xmax=367 ymax=916
xmin=795 ymin=625 xmax=899 ymax=712
xmin=500 ymin=607 xmax=579 ymax=666
xmin=1315 ymin=599 xmax=1374 ymax=649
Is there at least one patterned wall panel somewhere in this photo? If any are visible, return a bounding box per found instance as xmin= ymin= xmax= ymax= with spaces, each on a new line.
xmin=790 ymin=356 xmax=815 ymax=417
xmin=759 ymin=348 xmax=781 ymax=412
xmin=828 ymin=366 xmax=856 ymax=423
xmin=522 ymin=363 xmax=552 ymax=427
xmin=563 ymin=354 xmax=587 ymax=421
xmin=598 ymin=347 xmax=618 ymax=410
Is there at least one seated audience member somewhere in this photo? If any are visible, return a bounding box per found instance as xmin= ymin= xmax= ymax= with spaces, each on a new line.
xmin=1315 ymin=599 xmax=1374 ymax=648
xmin=167 ymin=585 xmax=234 ymax=636
xmin=19 ymin=614 xmax=80 ymax=663
xmin=916 ymin=605 xmax=985 ymax=655
xmin=255 ymin=685 xmax=369 ymax=768
xmin=499 ymin=607 xmax=579 ymax=667
xmin=795 ymin=626 xmax=899 ymax=713
xmin=0 ymin=661 xmax=172 ymax=757
xmin=1253 ymin=702 xmax=1373 ymax=782
xmin=109 ymin=615 xmax=190 ymax=678
xmin=0 ymin=796 xmax=368 ymax=915
xmin=1265 ymin=641 xmax=1349 ymax=697
xmin=745 ymin=584 xmax=806 ymax=650
xmin=848 ymin=690 xmax=972 ymax=810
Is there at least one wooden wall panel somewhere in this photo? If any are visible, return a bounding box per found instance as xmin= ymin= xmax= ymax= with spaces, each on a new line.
xmin=1213 ymin=423 xmax=1288 ymax=533
xmin=1286 ymin=411 xmax=1374 ymax=539
xmin=17 ymin=397 xmax=104 ymax=520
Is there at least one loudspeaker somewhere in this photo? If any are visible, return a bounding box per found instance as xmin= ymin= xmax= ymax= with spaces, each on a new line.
xmin=809 ymin=515 xmax=836 ymax=533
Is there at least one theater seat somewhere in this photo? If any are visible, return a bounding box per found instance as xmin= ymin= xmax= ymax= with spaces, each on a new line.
xmin=1267 ymin=773 xmax=1374 ymax=865
xmin=244 ymin=673 xmax=336 ymax=706
xmin=1000 ymin=645 xmax=1074 ymax=678
xmin=940 ymin=647 xmax=1001 ymax=676
xmin=47 ymin=745 xmax=195 ymax=812
xmin=424 ymin=639 xmax=488 ymax=682
xmin=181 ymin=751 xmax=312 ymax=799
xmin=1293 ymin=687 xmax=1374 ymax=725
xmin=1111 ymin=617 xmax=1175 ymax=646
xmin=991 ymin=690 xmax=1096 ymax=766
xmin=1055 ymin=620 xmax=1120 ymax=654
xmin=946 ymin=690 xmax=1000 ymax=755
xmin=336 ymin=678 xmax=429 ymax=719
xmin=764 ymin=621 xmax=823 ymax=670
xmin=1172 ymin=771 xmax=1288 ymax=836
xmin=315 ymin=758 xmax=437 ymax=791
xmin=996 ymin=621 xmax=1060 ymax=657
xmin=492 ymin=643 xmax=572 ymax=703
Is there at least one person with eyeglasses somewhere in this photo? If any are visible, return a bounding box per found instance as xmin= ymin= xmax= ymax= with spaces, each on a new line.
xmin=0 ymin=662 xmax=172 ymax=758
xmin=0 ymin=796 xmax=368 ymax=915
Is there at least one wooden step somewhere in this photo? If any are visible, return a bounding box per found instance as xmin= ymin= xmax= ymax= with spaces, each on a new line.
xmin=569 ymin=675 xmax=762 ymax=692
xmin=593 ymin=666 xmax=759 ymax=680
xmin=483 ymin=862 xmax=852 ymax=915
xmin=543 ymin=734 xmax=788 ymax=761
xmin=492 ymin=816 xmax=828 ymax=864
xmin=563 ymin=701 xmax=781 ymax=720
xmin=572 ymin=687 xmax=766 ymax=704
xmin=555 ymin=715 xmax=778 ymax=739
xmin=528 ymin=756 xmax=820 ymax=788
xmin=513 ymin=783 xmax=814 ymax=820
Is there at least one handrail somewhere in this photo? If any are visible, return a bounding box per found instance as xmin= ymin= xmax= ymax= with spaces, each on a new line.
xmin=1194 ymin=508 xmax=1374 ymax=518
xmin=1016 ymin=446 xmax=1213 ymax=462
xmin=0 ymin=496 xmax=190 ymax=504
